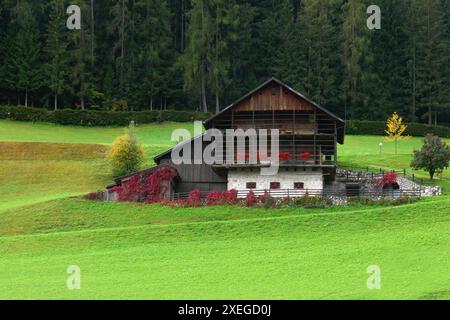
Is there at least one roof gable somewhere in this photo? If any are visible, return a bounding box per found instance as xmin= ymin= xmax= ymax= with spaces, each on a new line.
xmin=204 ymin=77 xmax=345 ymax=126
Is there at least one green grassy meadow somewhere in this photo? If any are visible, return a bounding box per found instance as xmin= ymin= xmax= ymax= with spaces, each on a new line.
xmin=0 ymin=119 xmax=449 ymax=300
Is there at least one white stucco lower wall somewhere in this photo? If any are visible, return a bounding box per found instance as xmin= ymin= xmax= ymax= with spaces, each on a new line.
xmin=227 ymin=168 xmax=323 ymax=193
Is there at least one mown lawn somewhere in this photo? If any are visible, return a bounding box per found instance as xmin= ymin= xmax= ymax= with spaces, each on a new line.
xmin=0 ymin=120 xmax=448 ymax=299
xmin=0 ymin=196 xmax=449 ymax=299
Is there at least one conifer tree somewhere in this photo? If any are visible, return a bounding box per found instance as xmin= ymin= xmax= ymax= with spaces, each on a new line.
xmin=45 ymin=0 xmax=68 ymax=110
xmin=341 ymin=0 xmax=372 ymax=120
xmin=8 ymin=1 xmax=42 ymax=107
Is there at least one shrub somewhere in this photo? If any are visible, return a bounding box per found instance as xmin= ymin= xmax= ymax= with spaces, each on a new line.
xmin=108 ymin=123 xmax=144 ymax=178
xmin=347 ymin=197 xmax=378 ymax=206
xmin=390 ymin=196 xmax=419 ymax=206
xmin=187 ymin=189 xmax=202 ymax=207
xmin=224 ymin=189 xmax=238 ymax=205
xmin=245 ymin=190 xmax=257 ymax=207
xmin=261 ymin=195 xmax=276 ymax=209
xmin=293 ymin=196 xmax=330 ymax=209
xmin=206 ymin=190 xmax=238 ymax=206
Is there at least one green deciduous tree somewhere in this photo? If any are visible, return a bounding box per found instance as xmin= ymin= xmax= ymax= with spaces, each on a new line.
xmin=411 ymin=134 xmax=450 ymax=179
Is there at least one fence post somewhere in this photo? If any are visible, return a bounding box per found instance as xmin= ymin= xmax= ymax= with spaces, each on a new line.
xmin=412 ymin=173 xmax=415 ymax=182
xmin=403 ymin=168 xmax=406 ymax=177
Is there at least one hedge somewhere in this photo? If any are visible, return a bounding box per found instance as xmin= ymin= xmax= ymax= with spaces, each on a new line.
xmin=0 ymin=106 xmax=449 ymax=137
xmin=346 ymin=120 xmax=450 ymax=138
xmin=0 ymin=105 xmax=212 ymax=126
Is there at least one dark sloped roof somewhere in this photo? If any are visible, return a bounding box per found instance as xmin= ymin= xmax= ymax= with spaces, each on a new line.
xmin=204 ymin=77 xmax=345 ymax=126
xmin=154 ymin=133 xmax=206 ymax=164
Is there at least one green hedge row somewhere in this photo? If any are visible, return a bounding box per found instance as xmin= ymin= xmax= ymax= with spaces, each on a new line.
xmin=346 ymin=120 xmax=450 ymax=138
xmin=0 ymin=105 xmax=211 ymax=126
xmin=0 ymin=106 xmax=449 ymax=137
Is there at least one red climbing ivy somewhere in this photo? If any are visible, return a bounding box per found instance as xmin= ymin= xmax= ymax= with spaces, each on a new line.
xmin=114 ymin=166 xmax=178 ymax=203
xmin=375 ymin=172 xmax=398 ymax=190
xmin=146 ymin=166 xmax=178 ymax=203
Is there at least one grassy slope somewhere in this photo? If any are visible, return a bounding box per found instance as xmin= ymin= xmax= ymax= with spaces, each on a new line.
xmin=0 ymin=120 xmax=448 ymax=299
xmin=0 ymin=197 xmax=449 ymax=299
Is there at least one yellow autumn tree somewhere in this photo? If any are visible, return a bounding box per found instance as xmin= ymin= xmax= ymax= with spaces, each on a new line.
xmin=385 ymin=112 xmax=409 ymax=155
xmin=108 ymin=123 xmax=144 ymax=177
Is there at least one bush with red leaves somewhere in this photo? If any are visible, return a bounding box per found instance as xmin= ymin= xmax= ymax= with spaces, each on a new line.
xmin=206 ymin=189 xmax=238 ymax=206
xmin=375 ymin=172 xmax=398 ymax=190
xmin=245 ymin=190 xmax=257 ymax=207
xmin=258 ymin=191 xmax=270 ymax=203
xmin=187 ymin=189 xmax=202 ymax=207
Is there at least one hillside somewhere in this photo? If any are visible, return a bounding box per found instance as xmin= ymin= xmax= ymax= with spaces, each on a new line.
xmin=0 ymin=120 xmax=448 ymax=299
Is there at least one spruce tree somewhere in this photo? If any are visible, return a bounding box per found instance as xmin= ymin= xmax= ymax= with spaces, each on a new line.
xmin=415 ymin=0 xmax=447 ymax=125
xmin=138 ymin=0 xmax=173 ymax=110
xmin=45 ymin=0 xmax=68 ymax=110
xmin=67 ymin=0 xmax=93 ymax=110
xmin=8 ymin=1 xmax=42 ymax=107
xmin=341 ymin=0 xmax=373 ymax=120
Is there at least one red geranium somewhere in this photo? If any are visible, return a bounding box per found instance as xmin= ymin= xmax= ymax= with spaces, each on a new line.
xmin=278 ymin=152 xmax=291 ymax=161
xmin=300 ymin=152 xmax=311 ymax=161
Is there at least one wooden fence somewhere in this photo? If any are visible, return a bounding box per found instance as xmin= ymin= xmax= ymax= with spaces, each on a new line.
xmin=172 ymin=188 xmax=421 ymax=200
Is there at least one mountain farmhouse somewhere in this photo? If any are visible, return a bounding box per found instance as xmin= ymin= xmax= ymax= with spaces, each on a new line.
xmin=107 ymin=78 xmax=346 ymax=199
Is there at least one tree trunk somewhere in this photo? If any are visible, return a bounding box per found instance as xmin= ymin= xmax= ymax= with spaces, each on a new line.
xmin=90 ymin=0 xmax=95 ymax=67
xmin=429 ymin=169 xmax=435 ymax=180
xmin=81 ymin=96 xmax=85 ymax=110
xmin=428 ymin=106 xmax=432 ymax=125
xmin=412 ymin=39 xmax=416 ymax=121
xmin=54 ymin=94 xmax=58 ymax=111
xmin=201 ymin=67 xmax=208 ymax=112
xmin=25 ymin=88 xmax=28 ymax=107
xmin=215 ymin=92 xmax=219 ymax=114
